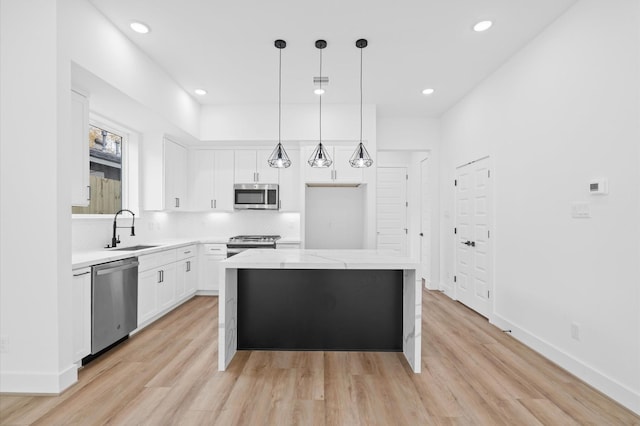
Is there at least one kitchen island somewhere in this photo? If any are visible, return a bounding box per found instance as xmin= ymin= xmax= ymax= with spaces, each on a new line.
xmin=219 ymin=249 xmax=421 ymax=373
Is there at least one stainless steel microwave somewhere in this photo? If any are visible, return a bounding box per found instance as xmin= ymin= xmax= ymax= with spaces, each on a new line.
xmin=234 ymin=184 xmax=279 ymax=210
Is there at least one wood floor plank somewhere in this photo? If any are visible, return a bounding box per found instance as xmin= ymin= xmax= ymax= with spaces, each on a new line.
xmin=1 ymin=292 xmax=638 ymax=426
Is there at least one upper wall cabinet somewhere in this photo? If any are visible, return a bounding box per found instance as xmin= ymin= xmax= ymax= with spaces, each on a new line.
xmin=302 ymin=145 xmax=364 ymax=184
xmin=164 ymin=138 xmax=188 ymax=211
xmin=188 ymin=149 xmax=234 ymax=211
xmin=71 ymin=90 xmax=90 ymax=206
xmin=143 ymin=136 xmax=188 ymax=211
xmin=234 ymin=149 xmax=279 ymax=184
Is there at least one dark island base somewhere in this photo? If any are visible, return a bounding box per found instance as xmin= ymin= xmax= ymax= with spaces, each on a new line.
xmin=237 ymin=269 xmax=403 ymax=351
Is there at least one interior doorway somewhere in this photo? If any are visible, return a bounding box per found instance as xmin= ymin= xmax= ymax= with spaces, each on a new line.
xmin=454 ymin=157 xmax=492 ymax=317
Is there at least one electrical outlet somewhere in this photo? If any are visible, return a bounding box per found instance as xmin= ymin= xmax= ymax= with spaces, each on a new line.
xmin=0 ymin=336 xmax=8 ymax=354
xmin=571 ymin=323 xmax=580 ymax=341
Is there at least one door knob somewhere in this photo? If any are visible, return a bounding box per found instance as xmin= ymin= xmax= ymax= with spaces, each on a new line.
xmin=419 ymin=233 xmax=424 ymax=237
xmin=463 ymin=240 xmax=472 ymax=246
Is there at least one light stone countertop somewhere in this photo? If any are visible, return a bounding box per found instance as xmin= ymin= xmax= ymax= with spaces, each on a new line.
xmin=222 ymin=249 xmax=419 ymax=270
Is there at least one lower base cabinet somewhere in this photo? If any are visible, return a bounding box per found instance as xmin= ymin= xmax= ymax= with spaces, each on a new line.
xmin=200 ymin=244 xmax=227 ymax=291
xmin=72 ymin=268 xmax=91 ymax=363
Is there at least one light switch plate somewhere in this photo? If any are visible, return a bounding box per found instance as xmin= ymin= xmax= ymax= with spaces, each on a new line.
xmin=572 ymin=202 xmax=591 ymax=218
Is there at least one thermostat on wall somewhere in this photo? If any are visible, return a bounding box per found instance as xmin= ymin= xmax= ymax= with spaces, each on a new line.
xmin=589 ymin=178 xmax=608 ymax=195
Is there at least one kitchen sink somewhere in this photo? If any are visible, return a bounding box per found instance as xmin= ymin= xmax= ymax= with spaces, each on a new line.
xmin=111 ymin=245 xmax=158 ymax=251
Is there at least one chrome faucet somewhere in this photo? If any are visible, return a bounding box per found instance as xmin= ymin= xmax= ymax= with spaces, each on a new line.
xmin=110 ymin=209 xmax=135 ymax=248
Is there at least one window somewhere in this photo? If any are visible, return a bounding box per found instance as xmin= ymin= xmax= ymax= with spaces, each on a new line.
xmin=72 ymin=123 xmax=125 ymax=215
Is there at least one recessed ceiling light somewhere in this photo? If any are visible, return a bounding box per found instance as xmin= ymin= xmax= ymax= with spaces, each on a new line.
xmin=194 ymin=89 xmax=207 ymax=96
xmin=314 ymin=88 xmax=325 ymax=95
xmin=473 ymin=20 xmax=493 ymax=32
xmin=130 ymin=21 xmax=150 ymax=34
xmin=422 ymin=88 xmax=435 ymax=96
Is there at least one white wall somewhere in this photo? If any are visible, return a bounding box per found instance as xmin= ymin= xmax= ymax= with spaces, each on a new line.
xmin=0 ymin=0 xmax=76 ymax=392
xmin=439 ymin=0 xmax=640 ymax=413
xmin=377 ymin=117 xmax=439 ymax=151
xmin=62 ymin=0 xmax=201 ymax=139
xmin=305 ymin=187 xmax=365 ymax=249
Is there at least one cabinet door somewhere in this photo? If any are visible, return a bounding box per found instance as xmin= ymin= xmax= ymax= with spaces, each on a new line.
xmin=302 ymin=145 xmax=333 ymax=183
xmin=333 ymin=146 xmax=363 ymax=183
xmin=201 ymin=255 xmax=225 ymax=291
xmin=165 ymin=139 xmax=188 ymax=210
xmin=189 ymin=149 xmax=215 ymax=211
xmin=157 ymin=263 xmax=176 ymax=311
xmin=71 ymin=90 xmax=90 ymax=206
xmin=213 ymin=150 xmax=235 ymax=211
xmin=234 ymin=151 xmax=257 ymax=183
xmin=185 ymin=258 xmax=197 ymax=295
xmin=278 ymin=150 xmax=300 ymax=211
xmin=138 ymin=268 xmax=159 ymax=325
xmin=256 ymin=149 xmax=280 ymax=183
xmin=175 ymin=260 xmax=187 ymax=300
xmin=72 ymin=269 xmax=91 ymax=362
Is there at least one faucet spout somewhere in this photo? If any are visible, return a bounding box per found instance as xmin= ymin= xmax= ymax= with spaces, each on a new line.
xmin=111 ymin=209 xmax=135 ymax=248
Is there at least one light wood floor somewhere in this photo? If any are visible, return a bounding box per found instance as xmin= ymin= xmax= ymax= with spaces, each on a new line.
xmin=1 ymin=290 xmax=638 ymax=425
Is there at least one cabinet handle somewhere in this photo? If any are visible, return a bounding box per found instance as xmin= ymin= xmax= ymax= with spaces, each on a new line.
xmin=158 ymin=270 xmax=162 ymax=283
xmin=211 ymin=200 xmax=213 ymax=209
xmin=87 ymin=185 xmax=91 ymax=201
xmin=186 ymin=260 xmax=191 ymax=272
xmin=214 ymin=199 xmax=217 ymax=209
xmin=256 ymin=172 xmax=260 ymax=182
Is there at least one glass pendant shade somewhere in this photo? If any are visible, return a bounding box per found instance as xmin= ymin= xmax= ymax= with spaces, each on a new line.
xmin=268 ymin=142 xmax=291 ymax=168
xmin=349 ymin=142 xmax=373 ymax=168
xmin=307 ymin=142 xmax=332 ymax=168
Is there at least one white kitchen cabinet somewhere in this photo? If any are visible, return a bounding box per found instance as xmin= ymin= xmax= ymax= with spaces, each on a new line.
xmin=277 ymin=149 xmax=301 ymax=211
xmin=188 ymin=149 xmax=234 ymax=211
xmin=200 ymin=244 xmax=227 ymax=292
xmin=71 ymin=90 xmax=90 ymax=207
xmin=72 ymin=267 xmax=91 ymax=363
xmin=175 ymin=245 xmax=197 ymax=300
xmin=234 ymin=149 xmax=279 ymax=184
xmin=137 ymin=248 xmax=178 ymax=327
xmin=156 ymin=263 xmax=177 ymax=312
xmin=137 ymin=268 xmax=159 ymax=325
xmin=164 ymin=138 xmax=188 ymax=210
xmin=303 ymin=145 xmax=364 ymax=184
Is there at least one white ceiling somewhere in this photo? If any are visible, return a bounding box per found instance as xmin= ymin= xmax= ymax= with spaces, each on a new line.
xmin=89 ymin=0 xmax=578 ymax=118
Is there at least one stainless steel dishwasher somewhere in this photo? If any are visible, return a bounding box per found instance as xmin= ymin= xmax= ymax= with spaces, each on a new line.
xmin=91 ymin=258 xmax=139 ymax=355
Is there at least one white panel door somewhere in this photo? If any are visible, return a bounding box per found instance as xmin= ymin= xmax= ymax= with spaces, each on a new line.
xmin=189 ymin=149 xmax=215 ymax=211
xmin=333 ymin=146 xmax=363 ymax=183
xmin=420 ymin=158 xmax=431 ymax=285
xmin=376 ymin=167 xmax=408 ymax=255
xmin=455 ymin=157 xmax=492 ymax=317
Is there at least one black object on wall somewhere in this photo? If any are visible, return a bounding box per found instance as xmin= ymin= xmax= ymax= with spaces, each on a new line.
xmin=237 ymin=269 xmax=403 ymax=351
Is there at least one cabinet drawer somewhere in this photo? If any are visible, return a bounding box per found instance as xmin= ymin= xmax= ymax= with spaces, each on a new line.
xmin=138 ymin=249 xmax=177 ymax=272
xmin=176 ymin=244 xmax=197 ymax=261
xmin=202 ymin=244 xmax=227 ymax=256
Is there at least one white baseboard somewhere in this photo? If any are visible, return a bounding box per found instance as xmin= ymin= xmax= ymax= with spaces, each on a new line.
xmin=491 ymin=314 xmax=640 ymax=416
xmin=0 ymin=364 xmax=77 ymax=394
xmin=195 ymin=290 xmax=219 ymax=296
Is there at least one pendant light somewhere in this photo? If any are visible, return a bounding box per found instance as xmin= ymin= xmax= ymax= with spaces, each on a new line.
xmin=308 ymin=39 xmax=332 ymax=168
xmin=350 ymin=38 xmax=373 ymax=168
xmin=268 ymin=39 xmax=291 ymax=168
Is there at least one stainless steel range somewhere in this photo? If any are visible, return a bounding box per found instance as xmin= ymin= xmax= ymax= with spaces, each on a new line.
xmin=227 ymin=235 xmax=281 ymax=257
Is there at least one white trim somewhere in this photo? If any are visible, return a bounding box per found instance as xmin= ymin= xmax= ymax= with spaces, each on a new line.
xmin=0 ymin=364 xmax=77 ymax=394
xmin=491 ymin=314 xmax=640 ymax=415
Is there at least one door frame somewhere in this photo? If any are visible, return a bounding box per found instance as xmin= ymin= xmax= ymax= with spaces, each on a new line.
xmin=419 ymin=156 xmax=434 ymax=289
xmin=453 ymin=155 xmax=494 ymax=319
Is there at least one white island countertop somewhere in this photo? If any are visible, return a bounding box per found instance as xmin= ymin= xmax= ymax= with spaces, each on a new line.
xmin=222 ymin=249 xmax=419 ymax=270
xmin=219 ymin=248 xmax=422 ymax=373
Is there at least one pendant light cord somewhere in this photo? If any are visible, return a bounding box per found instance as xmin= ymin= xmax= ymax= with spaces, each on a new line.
xmin=278 ymin=47 xmax=282 ymax=145
xmin=319 ymin=47 xmax=323 ymax=146
xmin=360 ymin=44 xmax=363 ymax=144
